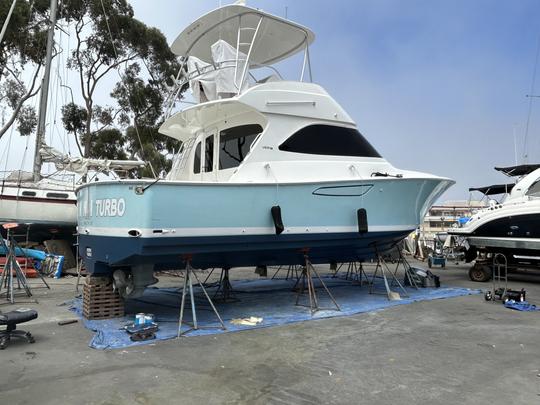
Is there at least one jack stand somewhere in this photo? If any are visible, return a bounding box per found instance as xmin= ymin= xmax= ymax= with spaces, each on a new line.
xmin=369 ymin=244 xmax=409 ymax=299
xmin=343 ymin=261 xmax=370 ymax=285
xmin=295 ymin=250 xmax=341 ymax=314
xmin=391 ymin=245 xmax=420 ymax=290
xmin=0 ymin=230 xmax=37 ymax=304
xmin=177 ymin=256 xmax=226 ymax=337
xmin=213 ymin=268 xmax=239 ymax=303
xmin=271 ymin=264 xmax=301 ymax=280
xmin=202 ymin=268 xmax=218 ymax=287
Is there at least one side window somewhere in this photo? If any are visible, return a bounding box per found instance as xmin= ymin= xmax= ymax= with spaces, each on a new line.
xmin=219 ymin=124 xmax=263 ymax=170
xmin=193 ymin=142 xmax=201 ymax=174
xmin=278 ymin=124 xmax=381 ymax=158
xmin=526 ymin=179 xmax=540 ymax=197
xmin=204 ymin=135 xmax=214 ymax=172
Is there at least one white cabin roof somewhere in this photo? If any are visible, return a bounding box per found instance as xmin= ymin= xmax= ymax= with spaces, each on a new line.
xmin=170 ymin=4 xmax=315 ymax=66
xmin=159 ymin=98 xmax=266 ymax=143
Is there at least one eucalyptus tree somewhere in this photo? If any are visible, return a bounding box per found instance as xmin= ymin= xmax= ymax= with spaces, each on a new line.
xmin=0 ymin=0 xmax=50 ymax=140
xmin=60 ymin=0 xmax=183 ymax=176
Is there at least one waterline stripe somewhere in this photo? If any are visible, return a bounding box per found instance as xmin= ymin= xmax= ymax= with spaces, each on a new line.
xmin=78 ymin=225 xmax=416 ymax=238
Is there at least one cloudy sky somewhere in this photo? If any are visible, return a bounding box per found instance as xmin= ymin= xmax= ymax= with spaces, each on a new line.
xmin=2 ymin=0 xmax=540 ymax=201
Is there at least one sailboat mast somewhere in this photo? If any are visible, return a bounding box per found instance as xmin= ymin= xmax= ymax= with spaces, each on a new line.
xmin=33 ymin=0 xmax=58 ymax=182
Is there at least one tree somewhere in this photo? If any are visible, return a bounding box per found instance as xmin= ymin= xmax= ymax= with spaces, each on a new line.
xmin=0 ymin=0 xmax=50 ymax=140
xmin=62 ymin=0 xmax=183 ymax=176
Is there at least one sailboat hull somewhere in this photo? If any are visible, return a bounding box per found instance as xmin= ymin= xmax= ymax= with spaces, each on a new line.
xmin=77 ymin=178 xmax=452 ymax=274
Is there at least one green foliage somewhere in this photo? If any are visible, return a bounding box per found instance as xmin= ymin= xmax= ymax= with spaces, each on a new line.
xmin=81 ymin=128 xmax=128 ymax=160
xmin=60 ymin=0 xmax=183 ymax=175
xmin=61 ymin=102 xmax=88 ymax=134
xmin=0 ymin=0 xmax=49 ymax=67
xmin=16 ymin=105 xmax=37 ymax=136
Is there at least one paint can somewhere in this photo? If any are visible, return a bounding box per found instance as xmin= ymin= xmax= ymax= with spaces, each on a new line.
xmin=144 ymin=314 xmax=154 ymax=325
xmin=135 ymin=313 xmax=145 ymax=326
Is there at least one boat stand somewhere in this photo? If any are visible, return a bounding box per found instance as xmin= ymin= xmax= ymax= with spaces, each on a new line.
xmin=295 ymin=250 xmax=341 ymax=314
xmin=369 ymin=244 xmax=409 ymax=299
xmin=0 ymin=232 xmax=37 ymax=304
xmin=271 ymin=265 xmax=301 ymax=281
xmin=342 ymin=261 xmax=370 ymax=285
xmin=390 ymin=245 xmax=420 ymax=290
xmin=213 ymin=268 xmax=239 ymax=303
xmin=177 ymin=257 xmax=226 ymax=337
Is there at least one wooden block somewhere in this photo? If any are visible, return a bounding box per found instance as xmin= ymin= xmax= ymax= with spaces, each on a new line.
xmin=83 ymin=276 xmax=124 ymax=320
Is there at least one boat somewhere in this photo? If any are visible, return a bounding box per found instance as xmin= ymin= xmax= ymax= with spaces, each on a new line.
xmin=0 ymin=0 xmax=144 ymax=243
xmin=450 ymin=164 xmax=540 ymax=281
xmin=76 ymin=3 xmax=454 ymax=298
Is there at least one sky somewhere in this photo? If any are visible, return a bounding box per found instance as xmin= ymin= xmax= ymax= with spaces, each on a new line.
xmin=2 ymin=0 xmax=540 ymax=202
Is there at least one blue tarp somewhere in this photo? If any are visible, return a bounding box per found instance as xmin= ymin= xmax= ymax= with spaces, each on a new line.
xmin=70 ymin=276 xmax=480 ymax=350
xmin=504 ymin=300 xmax=539 ymax=311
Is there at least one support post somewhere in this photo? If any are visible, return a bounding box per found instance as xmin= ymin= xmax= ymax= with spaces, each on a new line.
xmin=177 ymin=256 xmax=226 ymax=337
xmin=369 ymin=244 xmax=409 ymax=299
xmin=295 ymin=249 xmax=340 ymax=314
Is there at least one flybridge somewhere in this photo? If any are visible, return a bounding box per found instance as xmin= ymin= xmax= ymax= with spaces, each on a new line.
xmin=164 ymin=4 xmax=315 ymax=113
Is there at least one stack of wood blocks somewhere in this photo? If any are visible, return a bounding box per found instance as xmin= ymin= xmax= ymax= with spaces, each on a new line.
xmin=83 ymin=276 xmax=124 ymax=319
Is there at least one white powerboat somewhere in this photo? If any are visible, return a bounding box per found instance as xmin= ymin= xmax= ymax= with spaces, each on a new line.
xmin=451 ymin=164 xmax=540 ymax=280
xmin=77 ymin=4 xmax=454 ymax=298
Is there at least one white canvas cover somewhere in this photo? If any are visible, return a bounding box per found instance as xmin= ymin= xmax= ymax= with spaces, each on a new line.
xmin=187 ymin=56 xmax=218 ymax=103
xmin=211 ymin=39 xmax=248 ymax=97
xmin=187 ymin=40 xmax=248 ymax=103
xmin=39 ymin=145 xmax=145 ymax=176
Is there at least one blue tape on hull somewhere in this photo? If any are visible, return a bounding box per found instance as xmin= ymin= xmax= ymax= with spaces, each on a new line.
xmin=80 ymin=230 xmax=411 ymax=275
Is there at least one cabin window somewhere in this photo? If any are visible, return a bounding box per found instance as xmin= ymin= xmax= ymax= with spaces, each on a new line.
xmin=193 ymin=141 xmax=201 ymax=174
xmin=526 ymin=179 xmax=540 ymax=197
xmin=204 ymin=135 xmax=214 ymax=172
xmin=278 ymin=124 xmax=381 ymax=158
xmin=21 ymin=191 xmax=36 ymax=197
xmin=219 ymin=124 xmax=263 ymax=170
xmin=46 ymin=192 xmax=69 ymax=199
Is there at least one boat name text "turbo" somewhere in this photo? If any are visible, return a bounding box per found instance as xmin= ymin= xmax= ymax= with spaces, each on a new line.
xmin=95 ymin=198 xmax=126 ymax=217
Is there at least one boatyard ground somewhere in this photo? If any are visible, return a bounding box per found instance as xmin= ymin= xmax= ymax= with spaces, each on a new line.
xmin=1 ymin=259 xmax=540 ymax=404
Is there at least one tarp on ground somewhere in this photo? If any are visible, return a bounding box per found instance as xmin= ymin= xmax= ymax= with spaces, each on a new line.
xmin=70 ymin=275 xmax=480 ymax=350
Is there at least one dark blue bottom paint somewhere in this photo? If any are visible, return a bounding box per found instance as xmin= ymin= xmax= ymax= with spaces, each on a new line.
xmin=79 ymin=231 xmax=412 ymax=275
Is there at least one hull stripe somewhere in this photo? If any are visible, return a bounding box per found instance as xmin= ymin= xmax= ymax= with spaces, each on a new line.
xmin=79 ymin=224 xmax=416 ymax=238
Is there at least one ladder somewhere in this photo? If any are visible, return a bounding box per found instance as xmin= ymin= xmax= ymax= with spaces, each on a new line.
xmin=234 ymin=16 xmax=263 ymax=91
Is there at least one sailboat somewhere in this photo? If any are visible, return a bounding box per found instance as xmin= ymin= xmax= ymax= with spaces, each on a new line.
xmin=0 ymin=0 xmax=144 ymax=242
xmin=77 ymin=3 xmax=454 ymax=298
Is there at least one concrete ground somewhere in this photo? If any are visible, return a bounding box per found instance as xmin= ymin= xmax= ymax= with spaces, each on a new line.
xmin=1 ymin=259 xmax=540 ymax=405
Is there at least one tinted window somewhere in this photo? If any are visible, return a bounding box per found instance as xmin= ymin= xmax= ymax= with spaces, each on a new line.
xmin=46 ymin=192 xmax=69 ymax=199
xmin=526 ymin=179 xmax=540 ymax=197
xmin=279 ymin=124 xmax=381 ymax=158
xmin=22 ymin=191 xmax=36 ymax=197
xmin=204 ymin=135 xmax=214 ymax=172
xmin=219 ymin=124 xmax=263 ymax=170
xmin=193 ymin=142 xmax=201 ymax=174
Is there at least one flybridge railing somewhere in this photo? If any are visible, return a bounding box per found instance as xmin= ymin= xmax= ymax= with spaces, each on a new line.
xmin=164 ymin=12 xmax=312 ymax=120
xmin=163 ymin=59 xmax=284 ymax=119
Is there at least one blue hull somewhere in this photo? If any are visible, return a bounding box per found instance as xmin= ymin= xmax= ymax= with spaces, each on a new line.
xmin=80 ymin=230 xmax=410 ymax=275
xmin=77 ymin=178 xmax=452 ymax=276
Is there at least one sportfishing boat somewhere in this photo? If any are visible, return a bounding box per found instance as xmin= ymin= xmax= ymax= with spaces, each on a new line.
xmin=451 ymin=164 xmax=540 ymax=279
xmin=77 ymin=4 xmax=454 ymax=297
